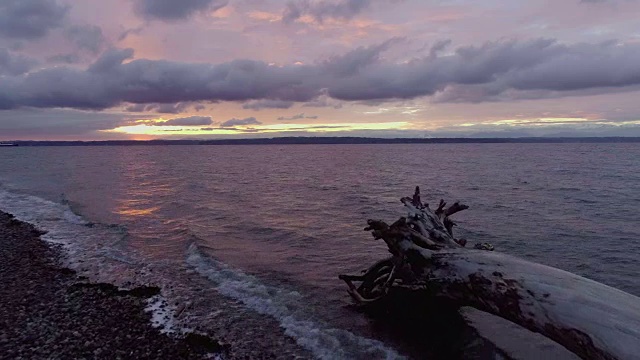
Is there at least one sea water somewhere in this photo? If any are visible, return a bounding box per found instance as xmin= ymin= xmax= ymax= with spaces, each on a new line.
xmin=1 ymin=143 xmax=638 ymax=359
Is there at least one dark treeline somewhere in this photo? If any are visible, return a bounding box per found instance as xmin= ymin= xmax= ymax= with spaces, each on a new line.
xmin=4 ymin=137 xmax=640 ymax=146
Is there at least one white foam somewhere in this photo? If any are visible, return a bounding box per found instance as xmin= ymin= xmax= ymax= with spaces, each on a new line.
xmin=2 ymin=190 xmax=100 ymax=267
xmin=0 ymin=188 xmax=197 ymax=338
xmin=146 ymin=295 xmax=178 ymax=334
xmin=1 ymin=189 xmax=81 ymax=248
xmin=0 ymin=188 xmax=140 ymax=270
xmin=1 ymin=187 xmax=404 ymax=358
xmin=186 ymin=244 xmax=404 ymax=360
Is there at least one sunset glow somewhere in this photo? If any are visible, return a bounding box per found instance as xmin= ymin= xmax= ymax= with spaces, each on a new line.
xmin=2 ymin=0 xmax=640 ymax=140
xmin=107 ymin=122 xmax=411 ymax=136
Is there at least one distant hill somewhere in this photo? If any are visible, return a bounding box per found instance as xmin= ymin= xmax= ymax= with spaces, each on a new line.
xmin=6 ymin=137 xmax=640 ymax=146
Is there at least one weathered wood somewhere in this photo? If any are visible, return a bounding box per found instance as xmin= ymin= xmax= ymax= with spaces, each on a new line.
xmin=339 ymin=188 xmax=640 ymax=360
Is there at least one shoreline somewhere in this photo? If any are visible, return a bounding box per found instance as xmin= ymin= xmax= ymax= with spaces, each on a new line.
xmin=0 ymin=211 xmax=225 ymax=359
xmin=0 ymin=202 xmax=578 ymax=360
xmin=3 ymin=136 xmax=640 ymax=147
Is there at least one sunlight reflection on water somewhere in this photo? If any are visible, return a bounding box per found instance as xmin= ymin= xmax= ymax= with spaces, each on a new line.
xmin=1 ymin=143 xmax=639 ymax=359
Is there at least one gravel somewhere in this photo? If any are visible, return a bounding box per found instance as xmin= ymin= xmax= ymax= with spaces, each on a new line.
xmin=0 ymin=211 xmax=225 ymax=360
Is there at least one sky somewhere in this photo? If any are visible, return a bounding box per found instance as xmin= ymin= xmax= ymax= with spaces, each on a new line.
xmin=1 ymin=0 xmax=640 ymax=140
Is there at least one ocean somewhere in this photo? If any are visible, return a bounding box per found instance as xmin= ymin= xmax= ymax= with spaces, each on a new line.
xmin=1 ymin=143 xmax=638 ymax=359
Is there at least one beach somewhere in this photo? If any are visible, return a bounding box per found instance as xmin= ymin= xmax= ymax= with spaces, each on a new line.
xmin=0 ymin=210 xmax=223 ymax=359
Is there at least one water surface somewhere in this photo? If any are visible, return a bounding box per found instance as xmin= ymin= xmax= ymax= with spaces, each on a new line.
xmin=1 ymin=144 xmax=638 ymax=358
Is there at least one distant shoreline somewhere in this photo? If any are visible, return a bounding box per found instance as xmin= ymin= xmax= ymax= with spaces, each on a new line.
xmin=3 ymin=136 xmax=640 ymax=146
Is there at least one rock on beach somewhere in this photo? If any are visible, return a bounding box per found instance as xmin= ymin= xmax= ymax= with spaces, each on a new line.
xmin=0 ymin=211 xmax=224 ymax=359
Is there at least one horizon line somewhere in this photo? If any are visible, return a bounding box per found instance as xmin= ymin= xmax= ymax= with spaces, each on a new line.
xmin=3 ymin=136 xmax=640 ymax=146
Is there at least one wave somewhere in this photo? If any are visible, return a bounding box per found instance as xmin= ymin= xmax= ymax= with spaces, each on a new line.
xmin=186 ymin=243 xmax=404 ymax=359
xmin=1 ymin=186 xmax=405 ymax=358
xmin=0 ymin=187 xmax=137 ymax=268
xmin=0 ymin=187 xmax=198 ymax=334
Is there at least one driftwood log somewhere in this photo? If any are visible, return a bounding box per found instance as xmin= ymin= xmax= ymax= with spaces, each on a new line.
xmin=339 ymin=187 xmax=640 ymax=360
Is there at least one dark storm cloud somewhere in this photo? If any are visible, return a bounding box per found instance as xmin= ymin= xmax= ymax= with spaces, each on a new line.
xmin=0 ymin=0 xmax=68 ymax=39
xmin=3 ymin=39 xmax=640 ymax=110
xmin=133 ymin=0 xmax=228 ymax=21
xmin=150 ymin=103 xmax=190 ymax=114
xmin=503 ymin=41 xmax=640 ymax=91
xmin=125 ymin=102 xmax=191 ymax=114
xmin=325 ymin=38 xmax=640 ymax=101
xmin=283 ymin=0 xmax=373 ymax=23
xmin=124 ymin=103 xmax=146 ymax=112
xmin=220 ymin=117 xmax=261 ymax=127
xmin=151 ymin=116 xmax=213 ymax=126
xmin=242 ymin=99 xmax=294 ymax=110
xmin=0 ymin=48 xmax=38 ymax=75
xmin=0 ymin=48 xmax=322 ymax=109
xmin=65 ymin=25 xmax=106 ymax=54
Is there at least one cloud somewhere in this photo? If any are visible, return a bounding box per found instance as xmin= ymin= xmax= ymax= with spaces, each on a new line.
xmin=433 ymin=120 xmax=640 ymax=138
xmin=0 ymin=48 xmax=322 ymax=110
xmin=242 ymin=99 xmax=294 ymax=110
xmin=151 ymin=103 xmax=190 ymax=114
xmin=0 ymin=0 xmax=68 ymax=39
xmin=303 ymin=91 xmax=343 ymax=108
xmin=118 ymin=27 xmax=144 ymax=42
xmin=65 ymin=25 xmax=106 ymax=54
xmin=429 ymin=39 xmax=452 ymax=59
xmin=283 ymin=0 xmax=373 ymax=23
xmin=325 ymin=38 xmax=640 ymax=101
xmin=0 ymin=108 xmax=144 ymax=138
xmin=88 ymin=48 xmax=134 ymax=73
xmin=501 ymin=41 xmax=640 ymax=91
xmin=3 ymin=39 xmax=640 ymax=110
xmin=277 ymin=113 xmax=318 ymax=120
xmin=124 ymin=103 xmax=146 ymax=112
xmin=149 ymin=116 xmax=213 ymax=126
xmin=133 ymin=0 xmax=228 ymax=21
xmin=47 ymin=53 xmax=81 ymax=64
xmin=321 ymin=38 xmax=399 ymax=76
xmin=220 ymin=117 xmax=262 ymax=127
xmin=0 ymin=48 xmax=38 ymax=75
xmin=125 ymin=102 xmax=192 ymax=114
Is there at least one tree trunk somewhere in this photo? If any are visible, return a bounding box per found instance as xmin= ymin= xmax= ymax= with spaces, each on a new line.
xmin=339 ymin=187 xmax=640 ymax=360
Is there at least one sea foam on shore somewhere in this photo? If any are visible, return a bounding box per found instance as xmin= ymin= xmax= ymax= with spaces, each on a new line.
xmin=0 ymin=210 xmax=224 ymax=359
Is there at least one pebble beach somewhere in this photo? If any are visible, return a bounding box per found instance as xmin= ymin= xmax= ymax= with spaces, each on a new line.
xmin=0 ymin=211 xmax=223 ymax=359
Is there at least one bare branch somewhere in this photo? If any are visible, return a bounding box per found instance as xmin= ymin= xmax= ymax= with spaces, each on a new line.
xmin=444 ymin=201 xmax=469 ymax=217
